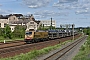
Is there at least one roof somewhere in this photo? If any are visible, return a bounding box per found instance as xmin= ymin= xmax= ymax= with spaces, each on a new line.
xmin=0 ymin=15 xmax=9 ymax=19
xmin=35 ymin=20 xmax=41 ymax=24
xmin=10 ymin=19 xmax=30 ymax=24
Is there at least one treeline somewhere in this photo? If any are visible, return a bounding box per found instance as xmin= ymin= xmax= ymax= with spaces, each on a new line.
xmin=0 ymin=14 xmax=33 ymax=19
xmin=83 ymin=28 xmax=90 ymax=35
xmin=0 ymin=14 xmax=23 ymax=19
xmin=0 ymin=25 xmax=26 ymax=39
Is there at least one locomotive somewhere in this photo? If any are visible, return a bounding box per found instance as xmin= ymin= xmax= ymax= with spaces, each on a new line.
xmin=24 ymin=30 xmax=78 ymax=43
xmin=24 ymin=30 xmax=48 ymax=43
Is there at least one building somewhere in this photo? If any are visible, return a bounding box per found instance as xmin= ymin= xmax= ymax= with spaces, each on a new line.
xmin=8 ymin=14 xmax=26 ymax=32
xmin=9 ymin=19 xmax=29 ymax=32
xmin=0 ymin=14 xmax=41 ymax=32
xmin=0 ymin=15 xmax=9 ymax=28
xmin=26 ymin=14 xmax=41 ymax=31
xmin=0 ymin=19 xmax=8 ymax=28
xmin=41 ymin=20 xmax=56 ymax=28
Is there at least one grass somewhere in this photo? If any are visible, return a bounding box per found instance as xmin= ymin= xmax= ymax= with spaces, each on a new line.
xmin=0 ymin=40 xmax=72 ymax=60
xmin=0 ymin=36 xmax=24 ymax=42
xmin=73 ymin=36 xmax=90 ymax=60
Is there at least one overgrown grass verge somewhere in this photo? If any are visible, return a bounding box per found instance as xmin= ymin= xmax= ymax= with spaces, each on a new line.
xmin=73 ymin=36 xmax=90 ymax=60
xmin=0 ymin=37 xmax=24 ymax=42
xmin=0 ymin=36 xmax=5 ymax=42
xmin=0 ymin=39 xmax=73 ymax=60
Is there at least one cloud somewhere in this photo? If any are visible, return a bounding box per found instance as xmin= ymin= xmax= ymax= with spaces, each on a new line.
xmin=58 ymin=0 xmax=78 ymax=3
xmin=53 ymin=0 xmax=78 ymax=10
xmin=34 ymin=10 xmax=69 ymax=19
xmin=0 ymin=0 xmax=19 ymax=3
xmin=0 ymin=9 xmax=13 ymax=14
xmin=75 ymin=9 xmax=90 ymax=14
xmin=0 ymin=4 xmax=2 ymax=6
xmin=53 ymin=0 xmax=89 ymax=10
xmin=22 ymin=0 xmax=51 ymax=8
xmin=79 ymin=17 xmax=88 ymax=20
xmin=53 ymin=4 xmax=72 ymax=10
xmin=74 ymin=1 xmax=90 ymax=14
xmin=53 ymin=0 xmax=90 ymax=15
xmin=76 ymin=10 xmax=87 ymax=14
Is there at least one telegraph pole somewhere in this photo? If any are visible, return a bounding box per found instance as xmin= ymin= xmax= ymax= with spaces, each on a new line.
xmin=72 ymin=24 xmax=75 ymax=40
xmin=43 ymin=24 xmax=44 ymax=28
xmin=60 ymin=24 xmax=62 ymax=29
xmin=51 ymin=18 xmax=52 ymax=30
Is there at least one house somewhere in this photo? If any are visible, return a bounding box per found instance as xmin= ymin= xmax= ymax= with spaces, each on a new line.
xmin=0 ymin=19 xmax=8 ymax=28
xmin=41 ymin=20 xmax=56 ymax=28
xmin=0 ymin=15 xmax=9 ymax=28
xmin=26 ymin=14 xmax=41 ymax=31
xmin=8 ymin=14 xmax=27 ymax=32
xmin=8 ymin=14 xmax=42 ymax=31
xmin=0 ymin=14 xmax=42 ymax=32
xmin=9 ymin=19 xmax=29 ymax=32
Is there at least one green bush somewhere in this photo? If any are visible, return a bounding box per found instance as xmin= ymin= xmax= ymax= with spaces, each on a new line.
xmin=12 ymin=25 xmax=25 ymax=38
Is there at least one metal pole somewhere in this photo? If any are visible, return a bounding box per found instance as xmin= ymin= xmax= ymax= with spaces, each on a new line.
xmin=72 ymin=24 xmax=74 ymax=40
xmin=51 ymin=18 xmax=52 ymax=30
xmin=60 ymin=24 xmax=62 ymax=29
xmin=43 ymin=24 xmax=44 ymax=30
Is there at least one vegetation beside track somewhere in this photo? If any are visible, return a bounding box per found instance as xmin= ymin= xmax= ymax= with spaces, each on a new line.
xmin=73 ymin=36 xmax=90 ymax=60
xmin=0 ymin=25 xmax=25 ymax=42
xmin=73 ymin=28 xmax=90 ymax=60
xmin=0 ymin=36 xmax=24 ymax=42
xmin=0 ymin=40 xmax=73 ymax=60
xmin=0 ymin=24 xmax=55 ymax=42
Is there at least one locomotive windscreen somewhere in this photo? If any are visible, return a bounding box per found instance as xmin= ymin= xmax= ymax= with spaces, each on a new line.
xmin=26 ymin=32 xmax=32 ymax=35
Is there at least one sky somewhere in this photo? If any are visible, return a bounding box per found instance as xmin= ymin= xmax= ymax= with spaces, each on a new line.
xmin=0 ymin=0 xmax=90 ymax=27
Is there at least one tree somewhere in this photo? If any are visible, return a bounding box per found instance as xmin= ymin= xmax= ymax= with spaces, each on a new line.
xmin=49 ymin=26 xmax=55 ymax=30
xmin=4 ymin=25 xmax=12 ymax=39
xmin=83 ymin=28 xmax=90 ymax=35
xmin=12 ymin=25 xmax=25 ymax=38
xmin=0 ymin=28 xmax=4 ymax=36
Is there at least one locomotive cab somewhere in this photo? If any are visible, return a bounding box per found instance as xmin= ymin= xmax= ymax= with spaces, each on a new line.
xmin=24 ymin=31 xmax=34 ymax=43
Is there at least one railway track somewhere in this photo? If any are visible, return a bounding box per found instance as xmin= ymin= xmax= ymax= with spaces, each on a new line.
xmin=0 ymin=39 xmax=60 ymax=58
xmin=43 ymin=36 xmax=87 ymax=60
xmin=0 ymin=40 xmax=24 ymax=45
xmin=0 ymin=34 xmax=81 ymax=58
xmin=0 ymin=40 xmax=26 ymax=49
xmin=0 ymin=34 xmax=80 ymax=49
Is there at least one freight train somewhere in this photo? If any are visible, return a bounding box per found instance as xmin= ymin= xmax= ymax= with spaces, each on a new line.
xmin=24 ymin=30 xmax=78 ymax=43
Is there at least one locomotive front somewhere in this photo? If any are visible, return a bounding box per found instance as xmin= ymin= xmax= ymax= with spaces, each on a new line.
xmin=24 ymin=31 xmax=34 ymax=43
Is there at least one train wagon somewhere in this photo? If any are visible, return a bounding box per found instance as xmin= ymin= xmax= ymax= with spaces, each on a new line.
xmin=48 ymin=30 xmax=58 ymax=39
xmin=24 ymin=31 xmax=48 ymax=43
